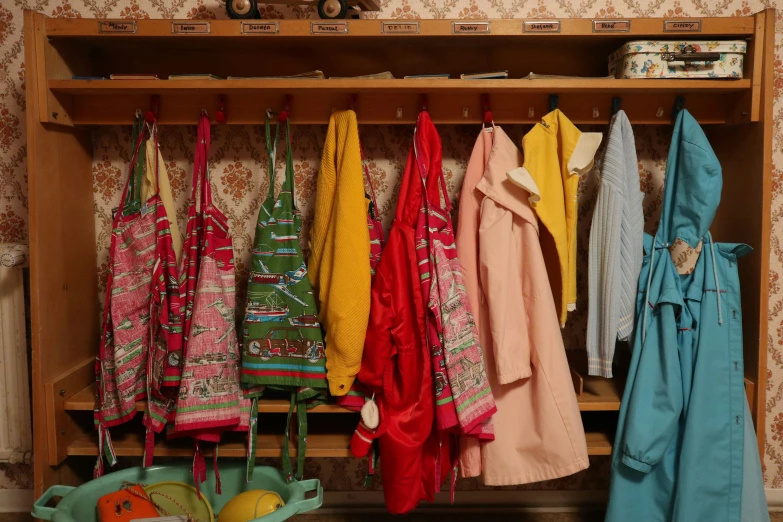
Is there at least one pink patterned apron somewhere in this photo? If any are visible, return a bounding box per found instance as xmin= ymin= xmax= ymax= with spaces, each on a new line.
xmin=95 ymin=118 xmax=182 ymax=477
xmin=172 ymin=114 xmax=248 ymax=493
xmin=411 ymin=113 xmax=496 ymax=492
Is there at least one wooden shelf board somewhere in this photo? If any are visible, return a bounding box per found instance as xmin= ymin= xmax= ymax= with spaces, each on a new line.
xmin=43 ymin=18 xmax=756 ymax=39
xmin=585 ymin=432 xmax=613 ymax=456
xmin=578 ymin=377 xmax=622 ymax=411
xmin=64 ymin=383 xmax=350 ymax=413
xmin=67 ymin=432 xmax=352 ymax=458
xmin=66 ymin=378 xmax=620 ymax=414
xmin=49 ymin=78 xmax=752 ymax=95
xmin=67 ymin=431 xmax=612 ymax=457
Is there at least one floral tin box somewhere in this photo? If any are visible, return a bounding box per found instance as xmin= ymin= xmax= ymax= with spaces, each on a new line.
xmin=609 ymin=41 xmax=746 ymax=79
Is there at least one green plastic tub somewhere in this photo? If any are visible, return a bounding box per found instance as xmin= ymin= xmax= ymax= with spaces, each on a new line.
xmin=32 ymin=462 xmax=322 ymax=522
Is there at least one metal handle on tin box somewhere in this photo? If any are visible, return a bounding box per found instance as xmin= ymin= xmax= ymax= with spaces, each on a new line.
xmin=661 ymin=45 xmax=721 ymax=63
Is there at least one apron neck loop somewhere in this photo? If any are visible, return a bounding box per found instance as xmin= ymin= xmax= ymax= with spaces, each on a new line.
xmin=265 ymin=113 xmax=280 ymax=202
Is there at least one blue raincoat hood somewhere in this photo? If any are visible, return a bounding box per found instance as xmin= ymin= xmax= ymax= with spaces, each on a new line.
xmin=657 ymin=110 xmax=722 ymax=247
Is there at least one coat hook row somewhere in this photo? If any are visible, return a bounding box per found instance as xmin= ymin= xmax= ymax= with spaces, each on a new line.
xmin=137 ymin=93 xmax=687 ymax=123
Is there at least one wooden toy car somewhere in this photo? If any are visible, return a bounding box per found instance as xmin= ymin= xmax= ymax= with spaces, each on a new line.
xmin=226 ymin=0 xmax=380 ymax=19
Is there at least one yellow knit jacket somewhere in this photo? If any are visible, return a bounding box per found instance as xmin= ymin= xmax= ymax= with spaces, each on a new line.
xmin=309 ymin=110 xmax=371 ymax=396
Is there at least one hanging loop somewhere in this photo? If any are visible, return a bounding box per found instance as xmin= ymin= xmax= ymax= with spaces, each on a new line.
xmin=279 ymin=94 xmax=292 ymax=122
xmin=215 ymin=94 xmax=227 ymax=124
xmin=611 ymin=97 xmax=622 ymax=117
xmin=672 ymin=95 xmax=685 ymax=122
xmin=481 ymin=93 xmax=493 ymax=124
xmin=350 ymin=94 xmax=358 ymax=111
xmin=548 ymin=94 xmax=559 ymax=112
xmin=144 ymin=95 xmax=159 ymax=124
xmin=420 ymin=94 xmax=429 ymax=112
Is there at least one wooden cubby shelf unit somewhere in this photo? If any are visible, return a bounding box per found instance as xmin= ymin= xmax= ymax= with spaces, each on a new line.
xmin=26 ymin=9 xmax=774 ymax=499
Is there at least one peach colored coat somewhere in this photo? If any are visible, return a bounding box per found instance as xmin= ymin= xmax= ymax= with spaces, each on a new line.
xmin=456 ymin=127 xmax=588 ymax=485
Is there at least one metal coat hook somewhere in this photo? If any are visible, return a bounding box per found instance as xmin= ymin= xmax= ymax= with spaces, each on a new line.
xmin=549 ymin=94 xmax=559 ymax=112
xmin=611 ymin=97 xmax=622 ymax=117
xmin=481 ymin=93 xmax=493 ymax=125
xmin=144 ymin=95 xmax=159 ymax=123
xmin=420 ymin=94 xmax=429 ymax=112
xmin=350 ymin=94 xmax=358 ymax=111
xmin=671 ymin=95 xmax=685 ymax=121
xmin=279 ymin=95 xmax=292 ymax=122
xmin=215 ymin=94 xmax=227 ymax=124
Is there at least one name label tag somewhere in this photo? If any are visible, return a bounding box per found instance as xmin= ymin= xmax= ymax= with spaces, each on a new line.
xmin=592 ymin=20 xmax=630 ymax=32
xmin=663 ymin=20 xmax=702 ymax=32
xmin=452 ymin=22 xmax=490 ymax=34
xmin=98 ymin=21 xmax=137 ymax=34
xmin=172 ymin=21 xmax=210 ymax=34
xmin=241 ymin=22 xmax=279 ymax=34
xmin=523 ymin=20 xmax=560 ymax=33
xmin=311 ymin=22 xmax=349 ymax=34
xmin=382 ymin=22 xmax=420 ymax=34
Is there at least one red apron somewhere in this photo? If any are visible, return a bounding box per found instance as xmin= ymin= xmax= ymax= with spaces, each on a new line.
xmin=413 ymin=114 xmax=496 ymax=441
xmin=171 ymin=114 xmax=248 ymax=493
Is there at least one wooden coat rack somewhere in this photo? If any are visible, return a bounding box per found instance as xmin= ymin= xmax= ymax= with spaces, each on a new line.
xmin=24 ymin=9 xmax=776 ymax=499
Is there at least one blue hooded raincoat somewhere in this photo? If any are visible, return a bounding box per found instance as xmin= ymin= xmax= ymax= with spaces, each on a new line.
xmin=605 ymin=110 xmax=768 ymax=522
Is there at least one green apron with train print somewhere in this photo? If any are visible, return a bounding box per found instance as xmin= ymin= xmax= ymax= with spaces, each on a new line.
xmin=241 ymin=115 xmax=328 ymax=482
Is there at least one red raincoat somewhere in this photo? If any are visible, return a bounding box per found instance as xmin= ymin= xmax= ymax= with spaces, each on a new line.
xmin=359 ymin=112 xmax=450 ymax=514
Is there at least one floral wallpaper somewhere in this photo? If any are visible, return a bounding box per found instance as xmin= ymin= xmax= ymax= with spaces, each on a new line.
xmin=1 ymin=0 xmax=783 ymax=497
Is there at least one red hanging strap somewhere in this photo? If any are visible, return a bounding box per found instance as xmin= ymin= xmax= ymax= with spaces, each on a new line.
xmin=192 ymin=442 xmax=207 ymax=499
xmin=278 ymin=95 xmax=292 ymax=122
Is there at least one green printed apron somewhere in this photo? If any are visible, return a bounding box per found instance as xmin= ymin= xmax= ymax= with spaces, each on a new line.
xmin=242 ymin=115 xmax=327 ymax=482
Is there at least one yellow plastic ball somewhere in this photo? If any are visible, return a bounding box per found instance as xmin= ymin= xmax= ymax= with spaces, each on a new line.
xmin=218 ymin=490 xmax=285 ymax=521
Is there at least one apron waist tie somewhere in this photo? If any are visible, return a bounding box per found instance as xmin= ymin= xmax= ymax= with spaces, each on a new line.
xmin=246 ymin=397 xmax=259 ymax=482
xmin=282 ymin=391 xmax=307 ymax=483
xmin=94 ymin=423 xmax=117 ymax=478
xmin=143 ymin=426 xmax=155 ymax=468
xmin=213 ymin=445 xmax=222 ymax=495
xmin=192 ymin=441 xmax=207 ymax=499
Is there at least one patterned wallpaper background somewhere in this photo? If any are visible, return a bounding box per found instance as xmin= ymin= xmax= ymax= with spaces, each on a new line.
xmin=1 ymin=0 xmax=782 ymax=496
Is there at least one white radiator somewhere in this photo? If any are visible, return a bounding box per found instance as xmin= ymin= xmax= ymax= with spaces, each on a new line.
xmin=0 ymin=243 xmax=31 ymax=463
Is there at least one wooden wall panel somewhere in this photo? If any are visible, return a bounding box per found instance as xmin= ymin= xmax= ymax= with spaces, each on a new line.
xmin=705 ymin=8 xmax=774 ymax=461
xmin=25 ymin=11 xmax=99 ymax=498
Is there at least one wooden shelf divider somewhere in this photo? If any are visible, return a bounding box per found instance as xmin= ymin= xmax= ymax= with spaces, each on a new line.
xmin=67 ymin=432 xmax=354 ymax=458
xmin=48 ymin=78 xmax=752 ymax=95
xmin=66 ymin=376 xmax=622 ymax=415
xmin=66 ymin=431 xmax=613 ymax=458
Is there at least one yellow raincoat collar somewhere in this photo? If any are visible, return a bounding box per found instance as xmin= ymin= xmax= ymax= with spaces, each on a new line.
xmin=508 ymin=109 xmax=602 ymax=326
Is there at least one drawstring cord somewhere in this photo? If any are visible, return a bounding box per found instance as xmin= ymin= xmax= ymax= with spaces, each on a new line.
xmin=643 ymin=233 xmax=723 ymax=345
xmin=642 ymin=241 xmax=656 ymax=344
xmin=708 ymin=232 xmax=723 ymax=325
